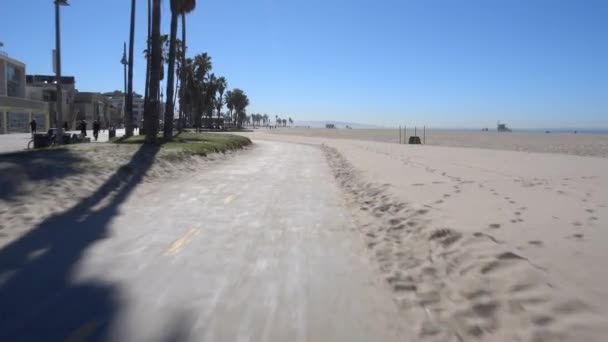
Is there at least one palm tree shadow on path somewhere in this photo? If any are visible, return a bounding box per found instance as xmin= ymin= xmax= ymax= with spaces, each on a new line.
xmin=0 ymin=144 xmax=169 ymax=341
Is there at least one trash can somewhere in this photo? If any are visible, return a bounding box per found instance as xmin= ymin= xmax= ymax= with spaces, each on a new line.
xmin=408 ymin=136 xmax=422 ymax=144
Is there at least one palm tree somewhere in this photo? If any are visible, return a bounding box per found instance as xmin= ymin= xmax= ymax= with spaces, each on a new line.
xmin=204 ymin=73 xmax=217 ymax=125
xmin=288 ymin=117 xmax=293 ymax=127
xmin=125 ymin=0 xmax=136 ymax=137
xmin=144 ymin=0 xmax=162 ymax=143
xmin=143 ymin=0 xmax=152 ymax=132
xmin=164 ymin=0 xmax=196 ymax=139
xmin=189 ymin=52 xmax=212 ymax=128
xmin=263 ymin=114 xmax=269 ymax=126
xmin=215 ymin=76 xmax=227 ymax=124
xmin=231 ymin=88 xmax=249 ymax=128
xmin=178 ymin=0 xmax=196 ymax=132
xmin=224 ymin=90 xmax=233 ymax=127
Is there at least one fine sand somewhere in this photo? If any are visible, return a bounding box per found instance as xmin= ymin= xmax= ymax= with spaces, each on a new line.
xmin=242 ymin=131 xmax=608 ymax=341
xmin=0 ymin=144 xmax=241 ymax=248
xmin=265 ymin=128 xmax=608 ymax=158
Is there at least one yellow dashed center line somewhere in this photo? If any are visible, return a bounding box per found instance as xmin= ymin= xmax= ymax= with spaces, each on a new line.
xmin=224 ymin=194 xmax=238 ymax=205
xmin=164 ymin=228 xmax=200 ymax=256
xmin=65 ymin=320 xmax=100 ymax=342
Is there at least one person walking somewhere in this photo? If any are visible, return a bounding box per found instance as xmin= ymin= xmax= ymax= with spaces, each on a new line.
xmin=93 ymin=120 xmax=100 ymax=141
xmin=80 ymin=120 xmax=87 ymax=137
xmin=29 ymin=118 xmax=37 ymax=136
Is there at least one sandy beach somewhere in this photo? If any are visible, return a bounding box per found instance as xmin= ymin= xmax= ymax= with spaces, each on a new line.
xmin=266 ymin=128 xmax=608 ymax=158
xmin=240 ymin=130 xmax=608 ymax=341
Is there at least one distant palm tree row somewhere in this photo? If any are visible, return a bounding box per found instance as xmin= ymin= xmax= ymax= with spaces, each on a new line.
xmin=245 ymin=114 xmax=292 ymax=128
xmin=126 ymin=0 xmax=254 ymax=143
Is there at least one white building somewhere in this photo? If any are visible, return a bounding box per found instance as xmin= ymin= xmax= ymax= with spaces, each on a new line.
xmin=0 ymin=53 xmax=49 ymax=133
xmin=103 ymin=91 xmax=144 ymax=127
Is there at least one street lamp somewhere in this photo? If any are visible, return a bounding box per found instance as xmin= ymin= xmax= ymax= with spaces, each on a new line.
xmin=54 ymin=0 xmax=69 ymax=144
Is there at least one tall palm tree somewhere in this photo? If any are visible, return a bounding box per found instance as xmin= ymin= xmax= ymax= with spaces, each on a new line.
xmin=288 ymin=117 xmax=293 ymax=127
xmin=177 ymin=0 xmax=196 ymax=132
xmin=164 ymin=0 xmax=196 ymax=139
xmin=231 ymin=88 xmax=249 ymax=128
xmin=145 ymin=0 xmax=162 ymax=143
xmin=192 ymin=53 xmax=212 ymax=128
xmin=215 ymin=76 xmax=227 ymax=124
xmin=125 ymin=0 xmax=136 ymax=137
xmin=224 ymin=90 xmax=233 ymax=127
xmin=143 ymin=0 xmax=152 ymax=132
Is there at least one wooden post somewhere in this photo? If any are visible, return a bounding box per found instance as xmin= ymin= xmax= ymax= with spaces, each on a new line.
xmin=423 ymin=126 xmax=426 ymax=144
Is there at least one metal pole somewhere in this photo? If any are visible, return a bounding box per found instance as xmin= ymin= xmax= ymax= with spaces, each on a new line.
xmin=399 ymin=125 xmax=401 ymax=144
xmin=424 ymin=126 xmax=426 ymax=144
xmin=54 ymin=0 xmax=64 ymax=143
xmin=415 ymin=126 xmax=417 ymax=137
xmin=404 ymin=125 xmax=406 ymax=144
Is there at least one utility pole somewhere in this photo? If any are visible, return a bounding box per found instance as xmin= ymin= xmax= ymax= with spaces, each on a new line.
xmin=54 ymin=0 xmax=69 ymax=143
xmin=121 ymin=42 xmax=128 ymax=122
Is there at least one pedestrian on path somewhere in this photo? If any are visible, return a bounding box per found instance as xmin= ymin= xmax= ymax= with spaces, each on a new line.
xmin=93 ymin=120 xmax=100 ymax=141
xmin=80 ymin=119 xmax=87 ymax=137
xmin=29 ymin=118 xmax=37 ymax=136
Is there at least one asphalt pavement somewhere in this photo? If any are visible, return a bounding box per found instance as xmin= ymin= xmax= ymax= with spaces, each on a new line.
xmin=0 ymin=140 xmax=406 ymax=341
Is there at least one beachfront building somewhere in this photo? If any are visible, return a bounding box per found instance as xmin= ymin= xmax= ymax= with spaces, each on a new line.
xmin=26 ymin=74 xmax=78 ymax=129
xmin=72 ymin=92 xmax=110 ymax=127
xmin=0 ymin=53 xmax=49 ymax=134
xmin=103 ymin=91 xmax=145 ymax=128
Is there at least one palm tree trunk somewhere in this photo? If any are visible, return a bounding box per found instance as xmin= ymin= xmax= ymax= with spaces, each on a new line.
xmin=143 ymin=0 xmax=151 ymax=133
xmin=163 ymin=11 xmax=179 ymax=140
xmin=125 ymin=0 xmax=136 ymax=137
xmin=145 ymin=0 xmax=162 ymax=143
xmin=179 ymin=14 xmax=186 ymax=132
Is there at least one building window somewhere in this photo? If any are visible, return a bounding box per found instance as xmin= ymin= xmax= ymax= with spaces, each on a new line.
xmin=6 ymin=64 xmax=23 ymax=97
xmin=7 ymin=112 xmax=29 ymax=133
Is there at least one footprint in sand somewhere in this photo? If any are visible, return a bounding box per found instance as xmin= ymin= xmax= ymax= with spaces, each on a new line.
xmin=572 ymin=221 xmax=583 ymax=227
xmin=488 ymin=223 xmax=501 ymax=229
xmin=528 ymin=240 xmax=543 ymax=246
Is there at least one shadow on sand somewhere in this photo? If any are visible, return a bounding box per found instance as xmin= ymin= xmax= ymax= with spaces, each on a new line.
xmin=0 ymin=144 xmax=182 ymax=341
xmin=0 ymin=148 xmax=87 ymax=201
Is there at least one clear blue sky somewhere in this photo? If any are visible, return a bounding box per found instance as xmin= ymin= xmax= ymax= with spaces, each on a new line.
xmin=1 ymin=0 xmax=607 ymax=128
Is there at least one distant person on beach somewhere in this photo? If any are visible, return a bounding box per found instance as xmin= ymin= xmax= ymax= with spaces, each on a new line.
xmin=93 ymin=120 xmax=100 ymax=141
xmin=29 ymin=118 xmax=37 ymax=135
